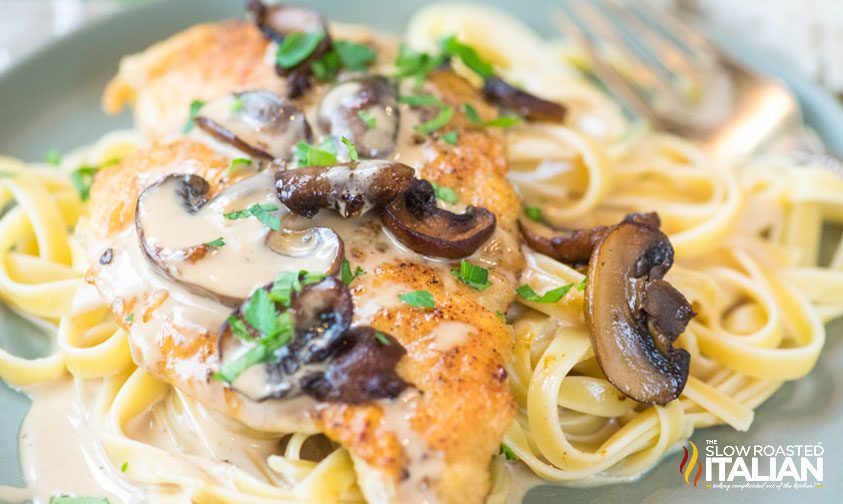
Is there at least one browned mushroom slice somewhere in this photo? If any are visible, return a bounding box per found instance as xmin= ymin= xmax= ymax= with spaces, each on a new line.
xmin=195 ymin=91 xmax=312 ymax=160
xmin=382 ymin=179 xmax=496 ymax=259
xmin=275 ymin=160 xmax=414 ymax=218
xmin=483 ymin=76 xmax=567 ymax=122
xmin=318 ymin=75 xmax=400 ymax=158
xmin=301 ymin=326 xmax=409 ymax=403
xmin=584 ymin=221 xmax=692 ymax=405
xmin=135 ymin=172 xmax=343 ymax=306
xmin=519 ymin=212 xmax=660 ymax=265
xmin=248 ymin=1 xmax=331 ymax=97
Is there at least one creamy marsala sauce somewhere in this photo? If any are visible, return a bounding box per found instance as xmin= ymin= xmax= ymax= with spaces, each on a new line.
xmin=1 ymin=24 xmax=532 ymax=504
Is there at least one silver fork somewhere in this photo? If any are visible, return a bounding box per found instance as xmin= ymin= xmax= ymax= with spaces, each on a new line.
xmin=551 ymin=0 xmax=825 ymax=161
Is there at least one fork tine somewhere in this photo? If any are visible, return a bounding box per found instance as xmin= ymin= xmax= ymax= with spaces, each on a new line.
xmin=631 ymin=0 xmax=718 ymax=65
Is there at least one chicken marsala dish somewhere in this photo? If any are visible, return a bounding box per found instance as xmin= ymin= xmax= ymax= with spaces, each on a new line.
xmin=2 ymin=1 xmax=840 ymax=504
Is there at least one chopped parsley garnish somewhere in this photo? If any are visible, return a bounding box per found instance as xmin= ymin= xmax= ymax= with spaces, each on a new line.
xmin=431 ymin=182 xmax=458 ymax=204
xmin=243 ymin=288 xmax=281 ymax=335
xmin=227 ymin=157 xmax=253 ymax=175
xmin=311 ymin=50 xmax=341 ymax=80
xmin=49 ymin=497 xmax=110 ymax=504
xmin=334 ymin=40 xmax=377 ymax=70
xmin=394 ymin=44 xmax=446 ymax=88
xmin=500 ymin=443 xmax=518 ymax=461
xmin=576 ymin=276 xmax=587 ymax=292
xmin=183 ymin=99 xmax=205 ymax=134
xmin=416 ymin=106 xmax=454 ymax=134
xmin=516 ymin=283 xmax=574 ymax=303
xmin=227 ymin=315 xmax=253 ymax=341
xmin=230 ymin=96 xmax=244 ymax=114
xmin=399 ymin=290 xmax=435 ymax=309
xmin=399 ymin=94 xmax=446 ymax=107
xmin=524 ymin=206 xmax=542 ymax=222
xmin=341 ymin=136 xmax=359 ymax=161
xmin=374 ymin=331 xmax=391 ymax=346
xmin=340 ymin=259 xmax=365 ymax=285
xmin=451 ymin=260 xmax=491 ymax=291
xmin=357 ymin=109 xmax=377 ymax=129
xmin=214 ymin=312 xmax=295 ymax=383
xmin=71 ymin=166 xmax=98 ymax=201
xmin=120 ymin=461 xmax=128 ymax=473
xmin=269 ymin=270 xmax=325 ymax=307
xmin=276 ymin=31 xmax=325 ymax=68
xmin=204 ymin=237 xmax=225 ymax=247
xmin=224 ymin=203 xmax=281 ymax=231
xmin=441 ymin=130 xmax=459 ymax=145
xmin=124 ymin=313 xmax=134 ymax=323
xmin=45 ymin=148 xmax=61 ymax=166
xmin=294 ymin=138 xmax=338 ymax=167
xmin=495 ymin=310 xmax=507 ymax=323
xmin=440 ymin=35 xmax=494 ymax=79
xmin=463 ymin=103 xmax=521 ymax=128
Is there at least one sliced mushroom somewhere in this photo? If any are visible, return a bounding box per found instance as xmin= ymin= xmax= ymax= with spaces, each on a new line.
xmin=248 ymin=1 xmax=331 ymax=98
xmin=301 ymin=326 xmax=409 ymax=403
xmin=382 ymin=179 xmax=496 ymax=259
xmin=135 ymin=172 xmax=343 ymax=306
xmin=519 ymin=212 xmax=660 ymax=265
xmin=275 ymin=160 xmax=414 ymax=218
xmin=218 ymin=277 xmax=354 ymax=401
xmin=195 ymin=91 xmax=312 ymax=160
xmin=483 ymin=76 xmax=567 ymax=123
xmin=584 ymin=221 xmax=693 ymax=405
xmin=318 ymin=75 xmax=400 ymax=158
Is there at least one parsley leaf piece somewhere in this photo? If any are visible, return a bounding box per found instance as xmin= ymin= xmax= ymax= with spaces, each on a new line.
xmin=224 ymin=204 xmax=280 ymax=231
xmin=120 ymin=461 xmax=129 ymax=473
xmin=45 ymin=148 xmax=61 ymax=166
xmin=441 ymin=130 xmax=459 ymax=145
xmin=485 ymin=115 xmax=522 ymax=128
xmin=394 ymin=44 xmax=445 ymax=88
xmin=49 ymin=497 xmax=110 ymax=504
xmin=374 ymin=331 xmax=391 ymax=346
xmin=431 ymin=182 xmax=459 ymax=204
xmin=71 ymin=166 xmax=98 ymax=201
xmin=463 ymin=103 xmax=485 ymax=125
xmin=416 ymin=106 xmax=454 ymax=134
xmin=213 ymin=344 xmax=268 ymax=383
xmin=227 ymin=315 xmax=254 ymax=342
xmin=243 ymin=288 xmax=279 ymax=336
xmin=399 ymin=94 xmax=446 ymax=108
xmin=269 ymin=271 xmax=301 ymax=307
xmin=276 ymin=31 xmax=325 ymax=69
xmin=295 ymin=140 xmax=338 ymax=167
xmin=340 ymin=259 xmax=365 ymax=285
xmin=227 ymin=157 xmax=253 ymax=175
xmin=124 ymin=313 xmax=134 ymax=323
xmin=341 ymin=136 xmax=359 ymax=161
xmin=334 ymin=40 xmax=377 ymax=70
xmin=399 ymin=290 xmax=435 ymax=309
xmin=524 ymin=206 xmax=542 ymax=222
xmin=495 ymin=310 xmax=507 ymax=323
xmin=576 ymin=276 xmax=588 ymax=292
xmin=516 ymin=283 xmax=574 ymax=303
xmin=230 ymin=96 xmax=244 ymax=114
xmin=500 ymin=443 xmax=518 ymax=461
xmin=183 ymin=99 xmax=205 ymax=134
xmin=204 ymin=237 xmax=225 ymax=247
xmin=357 ymin=109 xmax=377 ymax=128
xmin=451 ymin=260 xmax=492 ymax=291
xmin=441 ymin=35 xmax=494 ymax=79
xmin=312 ymin=50 xmax=342 ymax=81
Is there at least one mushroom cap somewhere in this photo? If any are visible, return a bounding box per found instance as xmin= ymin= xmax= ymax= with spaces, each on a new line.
xmin=482 ymin=76 xmax=567 ymax=123
xmin=584 ymin=221 xmax=692 ymax=405
xmin=381 ymin=179 xmax=496 ymax=259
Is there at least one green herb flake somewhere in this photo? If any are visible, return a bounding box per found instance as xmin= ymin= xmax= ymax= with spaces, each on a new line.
xmin=399 ymin=290 xmax=435 ymax=309
xmin=227 ymin=157 xmax=253 ymax=175
xmin=451 ymin=260 xmax=491 ymax=291
xmin=204 ymin=237 xmax=225 ymax=247
xmin=374 ymin=331 xmax=391 ymax=346
xmin=524 ymin=206 xmax=542 ymax=222
xmin=243 ymin=288 xmax=279 ymax=336
xmin=269 ymin=271 xmax=301 ymax=307
xmin=334 ymin=40 xmax=377 ymax=70
xmin=45 ymin=148 xmax=61 ymax=166
xmin=576 ymin=276 xmax=588 ymax=292
xmin=295 ymin=139 xmax=338 ymax=167
xmin=416 ymin=106 xmax=454 ymax=134
xmin=516 ymin=283 xmax=574 ymax=303
xmin=124 ymin=313 xmax=134 ymax=323
xmin=120 ymin=461 xmax=128 ymax=473
xmin=357 ymin=109 xmax=377 ymax=129
xmin=394 ymin=44 xmax=446 ymax=88
xmin=227 ymin=315 xmax=254 ymax=341
xmin=214 ymin=311 xmax=295 ymax=383
xmin=230 ymin=96 xmax=244 ymax=114
xmin=340 ymin=259 xmax=365 ymax=285
xmin=441 ymin=130 xmax=459 ymax=145
xmin=224 ymin=203 xmax=281 ymax=231
xmin=441 ymin=35 xmax=494 ymax=79
xmin=463 ymin=103 xmax=521 ymax=128
xmin=463 ymin=103 xmax=484 ymax=125
xmin=276 ymin=31 xmax=325 ymax=69
xmin=495 ymin=310 xmax=507 ymax=323
xmin=71 ymin=166 xmax=98 ymax=201
xmin=183 ymin=99 xmax=206 ymax=134
xmin=311 ymin=50 xmax=342 ymax=81
xmin=49 ymin=497 xmax=110 ymax=504
xmin=500 ymin=443 xmax=518 ymax=461
xmin=398 ymin=94 xmax=447 ymax=108
xmin=341 ymin=136 xmax=359 ymax=161
xmin=431 ymin=182 xmax=459 ymax=205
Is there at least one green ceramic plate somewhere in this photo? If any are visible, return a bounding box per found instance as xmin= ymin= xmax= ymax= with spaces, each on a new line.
xmin=1 ymin=1 xmax=841 ymax=503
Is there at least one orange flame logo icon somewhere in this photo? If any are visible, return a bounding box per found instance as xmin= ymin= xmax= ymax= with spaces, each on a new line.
xmin=679 ymin=441 xmax=703 ymax=487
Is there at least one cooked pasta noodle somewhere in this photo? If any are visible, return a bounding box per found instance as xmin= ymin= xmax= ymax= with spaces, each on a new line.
xmin=0 ymin=3 xmax=842 ymax=503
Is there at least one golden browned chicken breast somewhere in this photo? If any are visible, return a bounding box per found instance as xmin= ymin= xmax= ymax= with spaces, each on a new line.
xmin=85 ymin=9 xmax=524 ymax=504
